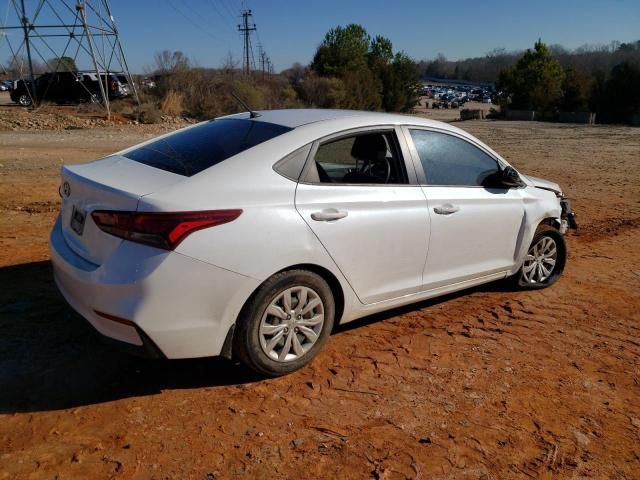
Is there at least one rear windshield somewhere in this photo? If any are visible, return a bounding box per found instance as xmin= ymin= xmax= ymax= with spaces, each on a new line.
xmin=122 ymin=118 xmax=292 ymax=176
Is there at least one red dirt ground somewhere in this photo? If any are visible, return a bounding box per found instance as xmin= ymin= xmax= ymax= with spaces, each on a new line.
xmin=0 ymin=119 xmax=638 ymax=479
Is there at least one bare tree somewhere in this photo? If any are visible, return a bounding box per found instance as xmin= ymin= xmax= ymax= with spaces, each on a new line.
xmin=48 ymin=56 xmax=78 ymax=73
xmin=285 ymin=62 xmax=307 ymax=85
xmin=153 ymin=50 xmax=191 ymax=75
xmin=221 ymin=51 xmax=239 ymax=76
xmin=6 ymin=55 xmax=47 ymax=77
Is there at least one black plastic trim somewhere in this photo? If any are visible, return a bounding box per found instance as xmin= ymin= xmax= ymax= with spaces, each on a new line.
xmin=561 ymin=198 xmax=578 ymax=229
xmin=91 ymin=322 xmax=167 ymax=359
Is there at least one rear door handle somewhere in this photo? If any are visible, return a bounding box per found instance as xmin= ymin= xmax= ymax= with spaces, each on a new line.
xmin=433 ymin=204 xmax=460 ymax=215
xmin=311 ymin=208 xmax=348 ymax=222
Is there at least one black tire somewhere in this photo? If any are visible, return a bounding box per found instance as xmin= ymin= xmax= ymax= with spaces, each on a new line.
xmin=233 ymin=270 xmax=335 ymax=377
xmin=513 ymin=225 xmax=567 ymax=289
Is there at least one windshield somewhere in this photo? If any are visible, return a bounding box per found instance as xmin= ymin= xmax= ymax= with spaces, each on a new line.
xmin=122 ymin=118 xmax=292 ymax=176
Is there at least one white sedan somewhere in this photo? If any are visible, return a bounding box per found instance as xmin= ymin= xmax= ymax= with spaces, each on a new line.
xmin=50 ymin=109 xmax=576 ymax=376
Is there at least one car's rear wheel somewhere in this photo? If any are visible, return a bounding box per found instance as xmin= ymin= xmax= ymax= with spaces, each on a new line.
xmin=234 ymin=270 xmax=335 ymax=377
xmin=514 ymin=225 xmax=566 ymax=289
xmin=17 ymin=93 xmax=32 ymax=107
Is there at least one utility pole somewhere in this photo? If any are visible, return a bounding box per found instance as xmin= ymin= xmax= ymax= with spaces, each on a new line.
xmin=19 ymin=0 xmax=37 ymax=102
xmin=259 ymin=48 xmax=266 ymax=80
xmin=237 ymin=9 xmax=256 ymax=75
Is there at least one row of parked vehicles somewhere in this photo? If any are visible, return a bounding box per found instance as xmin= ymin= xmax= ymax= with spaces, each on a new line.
xmin=2 ymin=71 xmax=134 ymax=106
xmin=421 ymin=84 xmax=495 ymax=108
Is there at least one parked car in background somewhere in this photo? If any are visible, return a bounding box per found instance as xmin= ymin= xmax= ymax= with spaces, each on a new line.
xmin=141 ymin=77 xmax=156 ymax=89
xmin=115 ymin=74 xmax=134 ymax=96
xmin=11 ymin=72 xmax=97 ymax=106
xmin=0 ymin=80 xmax=13 ymax=91
xmin=108 ymin=74 xmax=130 ymax=98
xmin=10 ymin=71 xmax=129 ymax=106
xmin=80 ymin=72 xmax=131 ymax=99
xmin=50 ymin=109 xmax=576 ymax=376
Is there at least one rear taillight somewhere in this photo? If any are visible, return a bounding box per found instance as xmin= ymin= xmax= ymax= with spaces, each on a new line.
xmin=91 ymin=209 xmax=242 ymax=250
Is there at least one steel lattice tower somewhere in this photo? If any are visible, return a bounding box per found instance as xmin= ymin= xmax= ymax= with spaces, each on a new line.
xmin=0 ymin=0 xmax=139 ymax=118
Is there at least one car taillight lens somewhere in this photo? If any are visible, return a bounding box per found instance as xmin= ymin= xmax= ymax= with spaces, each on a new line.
xmin=91 ymin=209 xmax=242 ymax=250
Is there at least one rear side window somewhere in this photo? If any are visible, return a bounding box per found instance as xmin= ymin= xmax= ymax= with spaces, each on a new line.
xmin=409 ymin=129 xmax=500 ymax=186
xmin=274 ymin=144 xmax=311 ymax=181
xmin=123 ymin=119 xmax=292 ymax=177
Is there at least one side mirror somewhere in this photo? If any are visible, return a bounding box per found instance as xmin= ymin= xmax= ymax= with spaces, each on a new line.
xmin=500 ymin=166 xmax=523 ymax=188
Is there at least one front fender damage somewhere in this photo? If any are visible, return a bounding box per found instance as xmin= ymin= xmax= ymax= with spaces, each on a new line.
xmin=560 ymin=197 xmax=578 ymax=232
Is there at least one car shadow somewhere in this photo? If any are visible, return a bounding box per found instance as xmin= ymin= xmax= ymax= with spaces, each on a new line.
xmin=0 ymin=261 xmax=264 ymax=413
xmin=0 ymin=261 xmax=517 ymax=413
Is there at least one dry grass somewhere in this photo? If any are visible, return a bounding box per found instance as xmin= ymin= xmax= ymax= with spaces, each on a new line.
xmin=160 ymin=90 xmax=184 ymax=116
xmin=137 ymin=102 xmax=163 ymax=124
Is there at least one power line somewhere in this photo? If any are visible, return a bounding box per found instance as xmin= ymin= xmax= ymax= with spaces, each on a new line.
xmin=219 ymin=0 xmax=238 ymax=22
xmin=258 ymin=44 xmax=267 ymax=79
xmin=204 ymin=0 xmax=235 ymax=31
xmin=251 ymin=9 xmax=273 ymax=77
xmin=164 ymin=0 xmax=222 ymax=41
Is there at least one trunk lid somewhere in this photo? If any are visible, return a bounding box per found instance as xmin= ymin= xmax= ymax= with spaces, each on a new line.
xmin=59 ymin=155 xmax=185 ymax=265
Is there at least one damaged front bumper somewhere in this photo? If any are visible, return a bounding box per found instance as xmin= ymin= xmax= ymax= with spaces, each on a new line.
xmin=560 ymin=198 xmax=578 ymax=233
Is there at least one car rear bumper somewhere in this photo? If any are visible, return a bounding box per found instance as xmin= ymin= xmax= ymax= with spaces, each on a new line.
xmin=49 ymin=216 xmax=260 ymax=359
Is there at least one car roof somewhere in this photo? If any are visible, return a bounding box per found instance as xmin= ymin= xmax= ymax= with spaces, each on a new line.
xmin=213 ymin=109 xmax=481 ymax=155
xmin=219 ymin=108 xmax=453 ymax=130
xmin=139 ymin=108 xmax=514 ymax=206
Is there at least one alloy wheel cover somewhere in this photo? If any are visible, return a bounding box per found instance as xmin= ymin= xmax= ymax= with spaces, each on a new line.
xmin=522 ymin=236 xmax=558 ymax=283
xmin=259 ymin=286 xmax=325 ymax=362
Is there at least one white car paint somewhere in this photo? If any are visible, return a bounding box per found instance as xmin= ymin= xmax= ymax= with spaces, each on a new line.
xmin=50 ymin=109 xmax=566 ymax=359
xmin=296 ymin=182 xmax=429 ymax=304
xmin=525 ymin=175 xmax=562 ymax=194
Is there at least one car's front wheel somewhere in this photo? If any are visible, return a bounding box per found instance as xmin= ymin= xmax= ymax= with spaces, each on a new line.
xmin=233 ymin=270 xmax=335 ymax=377
xmin=514 ymin=225 xmax=566 ymax=289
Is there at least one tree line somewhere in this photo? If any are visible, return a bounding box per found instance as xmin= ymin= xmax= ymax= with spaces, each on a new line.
xmin=494 ymin=40 xmax=640 ymax=123
xmin=418 ymin=40 xmax=640 ymax=83
xmin=284 ymin=24 xmax=420 ymax=113
xmin=8 ymin=25 xmax=635 ymax=125
xmin=142 ymin=24 xmax=421 ymax=121
xmin=421 ymin=40 xmax=640 ymax=124
xmin=144 ymin=32 xmax=640 ymax=124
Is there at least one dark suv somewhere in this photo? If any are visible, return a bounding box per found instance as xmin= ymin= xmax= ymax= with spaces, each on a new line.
xmin=10 ymin=71 xmax=129 ymax=106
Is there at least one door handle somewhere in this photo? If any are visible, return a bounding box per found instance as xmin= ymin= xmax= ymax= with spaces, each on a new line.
xmin=433 ymin=204 xmax=460 ymax=215
xmin=311 ymin=208 xmax=348 ymax=222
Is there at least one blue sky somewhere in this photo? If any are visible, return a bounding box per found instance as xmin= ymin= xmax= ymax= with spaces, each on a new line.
xmin=4 ymin=0 xmax=640 ymax=72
